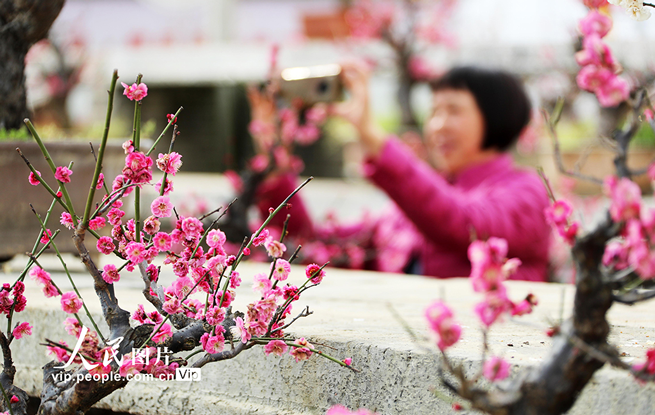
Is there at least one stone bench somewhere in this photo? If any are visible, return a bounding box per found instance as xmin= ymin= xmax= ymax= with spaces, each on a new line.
xmin=4 ymin=254 xmax=655 ymax=414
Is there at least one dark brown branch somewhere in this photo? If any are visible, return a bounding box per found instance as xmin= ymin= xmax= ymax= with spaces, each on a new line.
xmin=39 ymin=362 xmax=128 ymax=415
xmin=191 ymin=341 xmax=253 ymax=368
xmin=613 ymin=90 xmax=646 ymax=179
xmin=0 ymin=331 xmax=15 ymax=384
xmin=137 ymin=262 xmax=164 ymax=312
xmin=72 ymin=226 xmax=131 ymax=341
xmin=542 ymin=109 xmax=604 ymax=185
xmin=612 ymin=289 xmax=655 ymax=305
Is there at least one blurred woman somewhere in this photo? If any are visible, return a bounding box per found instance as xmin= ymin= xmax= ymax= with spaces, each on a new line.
xmin=254 ymin=65 xmax=550 ymax=281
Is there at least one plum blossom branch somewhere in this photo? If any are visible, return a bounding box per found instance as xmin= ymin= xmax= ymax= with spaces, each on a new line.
xmin=23 ymin=119 xmax=78 ymax=225
xmin=15 ymin=148 xmax=71 ymax=213
xmin=30 ymin=205 xmax=106 ymax=341
xmin=146 ymin=106 xmax=183 ymax=157
xmin=542 ymin=107 xmax=604 ymax=185
xmin=612 ymin=289 xmax=655 ymax=304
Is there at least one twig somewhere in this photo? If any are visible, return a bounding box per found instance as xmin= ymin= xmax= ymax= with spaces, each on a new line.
xmin=541 ymin=109 xmax=604 ymax=185
xmin=270 ymin=306 xmax=313 ymax=334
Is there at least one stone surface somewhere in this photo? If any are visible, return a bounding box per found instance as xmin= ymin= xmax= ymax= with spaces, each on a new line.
xmin=3 ymin=253 xmax=655 ymax=414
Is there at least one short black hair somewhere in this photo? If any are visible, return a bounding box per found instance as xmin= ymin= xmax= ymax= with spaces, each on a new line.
xmin=429 ymin=67 xmax=531 ymax=152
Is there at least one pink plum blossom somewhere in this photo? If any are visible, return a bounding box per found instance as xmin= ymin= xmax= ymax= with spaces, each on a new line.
xmin=305 ymin=106 xmax=327 ymax=124
xmin=60 ymin=212 xmax=74 ymax=229
xmin=102 ymin=264 xmax=121 ymax=284
xmin=30 ymin=266 xmax=51 ymax=285
xmin=125 ymin=242 xmax=147 ymax=264
xmin=122 ymin=139 xmax=134 ymax=154
xmin=63 ymin=317 xmax=82 ymax=336
xmin=0 ymin=291 xmax=13 ymax=316
xmin=474 ymin=290 xmax=511 ymax=327
xmin=163 ymin=297 xmax=181 ymax=314
xmin=305 ymin=263 xmax=325 ymax=284
xmin=96 ymin=236 xmax=115 ymax=255
xmin=264 ymin=340 xmax=288 ymax=357
xmin=143 ymin=216 xmax=160 ymax=235
xmin=602 ymin=240 xmax=629 ymax=269
xmin=121 ymin=82 xmax=148 ymax=101
xmin=272 ymin=259 xmax=291 ymax=281
xmin=483 ymin=356 xmax=511 ymax=381
xmin=119 ymin=359 xmax=144 ymax=378
xmin=173 ymin=276 xmax=194 ymax=299
xmin=207 ymin=229 xmax=226 ymax=248
xmin=151 ymin=196 xmax=173 ymax=218
xmin=28 ymin=170 xmax=41 ymax=185
xmin=544 ymin=200 xmax=574 ymax=226
xmin=152 ymin=232 xmax=172 ymax=252
xmin=289 ymin=346 xmax=312 ymax=362
xmin=205 ymin=306 xmax=225 ymax=326
xmin=96 ymin=173 xmax=104 ymax=189
xmin=264 ymin=237 xmax=286 ymax=258
xmin=155 ymin=177 xmax=173 ymax=195
xmin=60 ymin=291 xmax=83 ymax=314
xmin=295 ymin=124 xmax=321 ymax=145
xmin=605 ymin=176 xmax=641 ymax=222
xmin=12 ymin=322 xmax=32 ymax=339
xmin=156 ymin=152 xmax=183 ymax=175
xmin=595 ymin=75 xmax=630 ymax=108
xmin=252 ymin=273 xmax=272 ymax=295
xmin=89 ymin=217 xmax=106 ymax=231
xmin=40 ymin=229 xmax=52 ymax=245
xmin=583 ymin=0 xmax=608 ymax=8
xmin=633 ymin=348 xmax=655 ymax=375
xmin=576 ymin=65 xmax=613 ymax=93
xmin=229 ymin=271 xmax=242 ymax=289
xmin=231 ymin=317 xmax=251 ymax=343
xmin=200 ymin=332 xmax=225 ymax=354
xmin=407 ymin=56 xmax=434 ymax=81
xmin=54 ymin=166 xmax=73 ymax=183
xmin=107 ymin=208 xmax=125 ymax=226
xmin=152 ymin=323 xmax=173 ymax=344
xmin=252 ymin=229 xmax=270 ymax=246
xmin=425 ymin=300 xmax=462 ymax=350
xmin=43 ymin=283 xmax=59 ymax=298
xmin=579 ymin=10 xmax=612 ymax=38
xmin=181 ymin=217 xmax=203 ymax=238
xmin=326 ymin=405 xmax=379 ymax=415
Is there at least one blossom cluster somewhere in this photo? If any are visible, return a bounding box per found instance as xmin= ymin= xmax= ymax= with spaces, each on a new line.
xmin=345 ymin=0 xmax=455 ymax=45
xmin=544 ymin=199 xmax=580 ymax=245
xmin=7 ymin=76 xmax=356 ymax=415
xmin=600 ymin=176 xmax=655 ymax=279
xmin=468 ymin=238 xmax=536 ymax=326
xmin=247 ymin=104 xmax=327 ymax=171
xmin=608 ymin=0 xmax=651 ymax=21
xmin=424 ymin=237 xmax=537 ymax=384
xmin=344 ymin=0 xmax=455 ymax=82
xmin=575 ymin=7 xmax=630 ymax=107
xmin=0 ymin=280 xmax=32 ymax=342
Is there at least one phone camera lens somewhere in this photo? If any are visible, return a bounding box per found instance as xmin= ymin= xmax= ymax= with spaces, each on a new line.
xmin=317 ymin=80 xmax=329 ymax=95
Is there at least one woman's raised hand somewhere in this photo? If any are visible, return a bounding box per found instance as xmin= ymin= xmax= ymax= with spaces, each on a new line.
xmin=331 ymin=62 xmax=386 ymax=158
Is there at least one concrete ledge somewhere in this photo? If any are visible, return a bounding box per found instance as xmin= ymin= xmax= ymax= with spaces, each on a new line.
xmin=4 ymin=257 xmax=655 ymax=414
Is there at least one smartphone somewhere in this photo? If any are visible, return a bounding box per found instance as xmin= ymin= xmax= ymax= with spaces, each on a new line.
xmin=279 ymin=64 xmax=343 ymax=104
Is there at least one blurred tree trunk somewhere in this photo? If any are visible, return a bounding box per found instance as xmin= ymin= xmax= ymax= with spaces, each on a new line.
xmin=0 ymin=0 xmax=65 ymax=131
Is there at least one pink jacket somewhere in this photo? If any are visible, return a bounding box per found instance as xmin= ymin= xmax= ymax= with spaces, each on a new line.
xmin=257 ymin=138 xmax=551 ymax=281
